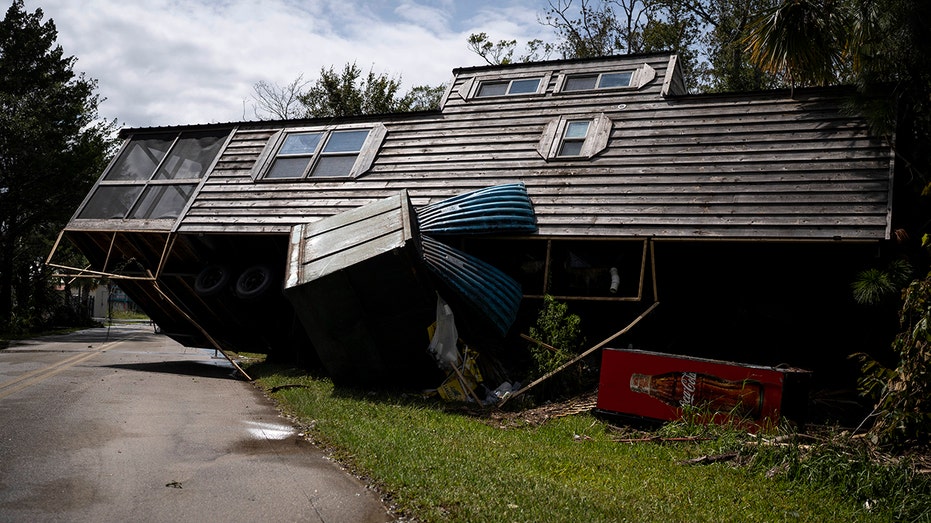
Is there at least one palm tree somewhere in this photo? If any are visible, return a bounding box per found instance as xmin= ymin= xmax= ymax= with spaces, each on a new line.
xmin=743 ymin=0 xmax=850 ymax=89
xmin=747 ymin=0 xmax=931 ymax=449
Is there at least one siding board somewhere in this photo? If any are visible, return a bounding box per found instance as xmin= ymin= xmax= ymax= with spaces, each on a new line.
xmin=132 ymin=52 xmax=892 ymax=241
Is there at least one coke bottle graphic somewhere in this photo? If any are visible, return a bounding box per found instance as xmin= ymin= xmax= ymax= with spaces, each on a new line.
xmin=629 ymin=371 xmax=764 ymax=419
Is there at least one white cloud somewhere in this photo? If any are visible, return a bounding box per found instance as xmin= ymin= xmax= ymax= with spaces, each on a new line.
xmin=22 ymin=0 xmax=552 ymax=128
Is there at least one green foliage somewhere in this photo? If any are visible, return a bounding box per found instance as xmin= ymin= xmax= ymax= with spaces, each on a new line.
xmin=467 ymin=32 xmax=554 ymax=65
xmin=695 ymin=0 xmax=782 ymax=92
xmin=527 ymin=295 xmax=587 ymax=396
xmin=853 ymin=270 xmax=931 ymax=447
xmin=746 ymin=432 xmax=931 ymax=521
xmin=640 ymin=0 xmax=703 ymax=92
xmin=403 ymin=83 xmax=448 ymax=112
xmin=659 ymin=414 xmax=931 ymax=521
xmin=852 ymin=259 xmax=913 ymax=306
xmin=470 ymin=0 xmax=784 ymax=92
xmin=745 ymin=0 xmax=849 ymax=88
xmin=746 ymin=0 xmax=931 ymax=188
xmin=250 ymin=364 xmax=916 ymax=522
xmin=253 ymin=63 xmax=446 ymax=120
xmin=298 ymin=62 xmax=395 ymax=117
xmin=0 ymin=0 xmax=117 ymax=334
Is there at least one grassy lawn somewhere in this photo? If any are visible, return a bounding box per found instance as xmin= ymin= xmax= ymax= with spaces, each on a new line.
xmin=248 ymin=362 xmax=930 ymax=523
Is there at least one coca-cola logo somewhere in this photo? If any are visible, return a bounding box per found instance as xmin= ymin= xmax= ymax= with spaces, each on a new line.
xmin=680 ymin=372 xmax=697 ymax=407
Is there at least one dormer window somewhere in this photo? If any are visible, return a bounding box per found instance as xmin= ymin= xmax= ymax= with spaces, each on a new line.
xmin=256 ymin=124 xmax=387 ymax=181
xmin=457 ymin=74 xmax=550 ymax=100
xmin=476 ymin=77 xmax=542 ymax=97
xmin=538 ymin=114 xmax=613 ymax=161
xmin=563 ymin=71 xmax=633 ymax=91
xmin=556 ymin=63 xmax=656 ymax=93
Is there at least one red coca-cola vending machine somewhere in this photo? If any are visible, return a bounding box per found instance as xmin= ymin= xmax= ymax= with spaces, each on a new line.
xmin=596 ymin=348 xmax=811 ymax=427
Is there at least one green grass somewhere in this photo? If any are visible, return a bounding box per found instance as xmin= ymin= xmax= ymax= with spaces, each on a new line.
xmin=106 ymin=310 xmax=150 ymax=321
xmin=250 ymin=363 xmax=929 ymax=523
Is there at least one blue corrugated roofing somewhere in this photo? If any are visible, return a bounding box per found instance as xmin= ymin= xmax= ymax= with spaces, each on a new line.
xmin=421 ymin=236 xmax=523 ymax=337
xmin=417 ymin=183 xmax=537 ymax=236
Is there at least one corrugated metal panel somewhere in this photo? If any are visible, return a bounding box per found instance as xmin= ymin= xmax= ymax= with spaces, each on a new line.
xmin=417 ymin=183 xmax=537 ymax=235
xmin=420 ymin=236 xmax=522 ymax=337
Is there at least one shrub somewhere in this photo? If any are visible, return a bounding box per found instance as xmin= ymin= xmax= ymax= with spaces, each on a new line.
xmin=526 ymin=295 xmax=587 ymax=397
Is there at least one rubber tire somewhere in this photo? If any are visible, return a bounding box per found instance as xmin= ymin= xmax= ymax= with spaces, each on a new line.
xmin=235 ymin=265 xmax=275 ymax=300
xmin=194 ymin=265 xmax=231 ymax=297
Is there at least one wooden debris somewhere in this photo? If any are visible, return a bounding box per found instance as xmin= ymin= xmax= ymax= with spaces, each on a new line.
xmin=679 ymin=452 xmax=739 ymax=465
xmin=615 ymin=436 xmax=712 ymax=444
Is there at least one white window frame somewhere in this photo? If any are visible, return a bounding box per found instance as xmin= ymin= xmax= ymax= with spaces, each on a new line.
xmin=537 ymin=113 xmax=613 ymax=160
xmin=251 ymin=123 xmax=387 ymax=181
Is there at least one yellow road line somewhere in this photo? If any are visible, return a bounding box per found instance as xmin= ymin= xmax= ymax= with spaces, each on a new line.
xmin=0 ymin=338 xmax=129 ymax=400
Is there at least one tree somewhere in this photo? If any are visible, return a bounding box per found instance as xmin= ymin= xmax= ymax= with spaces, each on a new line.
xmin=468 ymin=0 xmax=783 ymax=92
xmin=404 ymin=84 xmax=449 ymax=112
xmin=469 ymin=0 xmax=648 ymax=64
xmin=467 ymin=32 xmax=554 ymax=65
xmin=252 ymin=63 xmax=447 ymax=120
xmin=540 ymin=0 xmax=646 ymax=58
xmin=746 ymin=0 xmax=931 ymax=448
xmin=640 ymin=0 xmax=703 ymax=91
xmin=0 ymin=1 xmax=116 ymax=332
xmin=250 ymin=74 xmax=310 ymax=120
xmin=690 ymin=0 xmax=781 ymax=92
xmin=746 ymin=0 xmax=930 ymax=188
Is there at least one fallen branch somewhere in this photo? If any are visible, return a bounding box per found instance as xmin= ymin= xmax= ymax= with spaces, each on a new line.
xmin=679 ymin=452 xmax=739 ymax=465
xmin=615 ymin=436 xmax=712 ymax=444
xmin=500 ymin=301 xmax=660 ymax=406
xmin=519 ymin=333 xmax=560 ymax=353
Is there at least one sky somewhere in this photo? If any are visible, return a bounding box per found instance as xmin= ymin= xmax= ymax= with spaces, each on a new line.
xmin=21 ymin=0 xmax=555 ymax=129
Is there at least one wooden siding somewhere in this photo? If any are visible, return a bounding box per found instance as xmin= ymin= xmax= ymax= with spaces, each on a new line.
xmin=173 ymin=53 xmax=893 ymax=241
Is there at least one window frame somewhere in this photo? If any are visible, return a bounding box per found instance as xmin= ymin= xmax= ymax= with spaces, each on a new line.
xmin=562 ymin=71 xmax=633 ymax=91
xmin=475 ymin=78 xmax=543 ymax=97
xmin=253 ymin=123 xmax=387 ymax=181
xmin=537 ymin=113 xmax=613 ymax=161
xmin=556 ymin=120 xmax=592 ymax=157
xmin=72 ymin=128 xmax=231 ymax=225
xmin=555 ymin=63 xmax=656 ymax=93
xmin=456 ymin=72 xmax=551 ymax=101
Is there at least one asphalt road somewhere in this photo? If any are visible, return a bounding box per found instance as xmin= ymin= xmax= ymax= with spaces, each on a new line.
xmin=0 ymin=325 xmax=392 ymax=523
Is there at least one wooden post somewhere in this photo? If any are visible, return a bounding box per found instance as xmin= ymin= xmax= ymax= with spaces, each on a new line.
xmin=147 ymin=271 xmax=253 ymax=381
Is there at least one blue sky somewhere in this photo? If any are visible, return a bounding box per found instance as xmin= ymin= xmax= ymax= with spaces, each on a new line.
xmin=22 ymin=0 xmax=555 ymax=128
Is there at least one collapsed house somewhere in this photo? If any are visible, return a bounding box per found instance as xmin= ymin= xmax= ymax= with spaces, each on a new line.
xmin=49 ymin=53 xmax=901 ymax=396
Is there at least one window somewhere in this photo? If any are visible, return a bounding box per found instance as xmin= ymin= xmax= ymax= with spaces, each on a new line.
xmin=537 ymin=114 xmax=613 ymax=160
xmin=557 ymin=121 xmax=591 ymax=157
xmin=258 ymin=125 xmax=385 ymax=180
xmin=455 ymin=73 xmax=551 ymax=101
xmin=77 ymin=129 xmax=229 ymax=220
xmin=475 ymin=77 xmax=542 ymax=97
xmin=557 ymin=63 xmax=656 ymax=93
xmin=563 ymin=71 xmax=633 ymax=91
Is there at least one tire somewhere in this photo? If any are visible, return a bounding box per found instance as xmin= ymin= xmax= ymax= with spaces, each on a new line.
xmin=194 ymin=265 xmax=231 ymax=297
xmin=235 ymin=265 xmax=275 ymax=300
